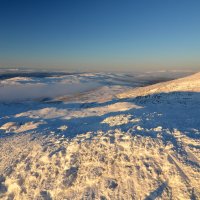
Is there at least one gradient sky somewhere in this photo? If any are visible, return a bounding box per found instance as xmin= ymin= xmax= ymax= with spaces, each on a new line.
xmin=0 ymin=0 xmax=200 ymax=72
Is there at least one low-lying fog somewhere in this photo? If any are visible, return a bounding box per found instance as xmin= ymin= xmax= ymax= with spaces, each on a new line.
xmin=0 ymin=81 xmax=101 ymax=102
xmin=0 ymin=70 xmax=194 ymax=103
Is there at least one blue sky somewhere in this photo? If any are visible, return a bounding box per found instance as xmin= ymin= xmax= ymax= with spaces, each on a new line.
xmin=0 ymin=0 xmax=200 ymax=71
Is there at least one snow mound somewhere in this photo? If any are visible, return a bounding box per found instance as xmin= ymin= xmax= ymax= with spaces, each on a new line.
xmin=0 ymin=122 xmax=18 ymax=132
xmin=102 ymin=114 xmax=132 ymax=126
xmin=15 ymin=102 xmax=141 ymax=120
xmin=0 ymin=121 xmax=45 ymax=134
xmin=101 ymin=114 xmax=140 ymax=127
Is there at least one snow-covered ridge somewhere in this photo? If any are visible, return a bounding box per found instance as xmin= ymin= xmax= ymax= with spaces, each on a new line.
xmin=117 ymin=72 xmax=200 ymax=99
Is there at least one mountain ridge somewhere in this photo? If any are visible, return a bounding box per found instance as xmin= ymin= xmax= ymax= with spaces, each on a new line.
xmin=117 ymin=72 xmax=200 ymax=99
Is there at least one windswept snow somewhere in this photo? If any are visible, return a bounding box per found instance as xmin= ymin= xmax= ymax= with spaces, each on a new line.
xmin=0 ymin=71 xmax=199 ymax=199
xmin=101 ymin=114 xmax=140 ymax=127
xmin=117 ymin=72 xmax=200 ymax=98
xmin=14 ymin=102 xmax=140 ymax=120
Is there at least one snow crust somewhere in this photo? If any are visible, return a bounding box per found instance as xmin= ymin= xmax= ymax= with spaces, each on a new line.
xmin=0 ymin=72 xmax=199 ymax=199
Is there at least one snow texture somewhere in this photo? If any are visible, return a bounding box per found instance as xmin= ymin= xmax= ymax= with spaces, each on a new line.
xmin=0 ymin=71 xmax=199 ymax=199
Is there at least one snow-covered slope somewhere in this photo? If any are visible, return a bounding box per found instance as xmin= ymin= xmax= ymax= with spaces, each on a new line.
xmin=0 ymin=72 xmax=199 ymax=200
xmin=117 ymin=72 xmax=200 ymax=98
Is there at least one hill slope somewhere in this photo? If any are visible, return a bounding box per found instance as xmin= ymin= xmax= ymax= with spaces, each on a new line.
xmin=0 ymin=72 xmax=199 ymax=200
xmin=117 ymin=72 xmax=200 ymax=98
